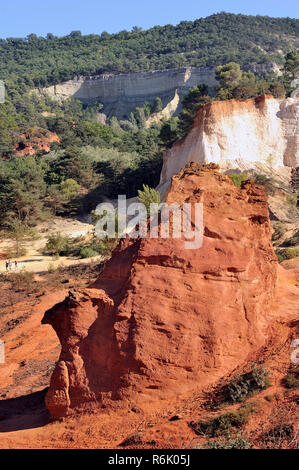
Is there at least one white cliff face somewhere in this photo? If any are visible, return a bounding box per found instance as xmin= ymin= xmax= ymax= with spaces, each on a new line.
xmin=35 ymin=67 xmax=217 ymax=118
xmin=159 ymin=95 xmax=298 ymax=190
xmin=279 ymin=98 xmax=299 ymax=167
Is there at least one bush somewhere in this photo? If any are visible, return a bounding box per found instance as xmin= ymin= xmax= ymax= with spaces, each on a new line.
xmin=8 ymin=270 xmax=35 ymax=292
xmin=275 ymin=250 xmax=286 ymax=263
xmin=47 ymin=263 xmax=56 ymax=272
xmin=229 ymin=172 xmax=248 ymax=187
xmin=261 ymin=424 xmax=294 ymax=448
xmin=199 ymin=434 xmax=252 ymax=449
xmin=208 ymin=365 xmax=270 ymax=410
xmin=284 ymin=248 xmax=299 ymax=259
xmin=79 ymin=247 xmax=99 ymax=259
xmin=276 ymin=247 xmax=299 ymax=262
xmin=254 ymin=174 xmax=277 ymax=196
xmin=190 ymin=402 xmax=258 ymax=437
xmin=283 ymin=370 xmax=299 ymax=389
xmin=137 ymin=184 xmax=161 ymax=215
xmin=45 ymin=232 xmax=70 ymax=255
xmin=84 ymin=232 xmax=118 ymax=257
xmin=6 ymin=246 xmax=27 ymax=258
xmin=272 ymin=222 xmax=287 ymax=242
xmin=225 ymin=365 xmax=270 ymax=403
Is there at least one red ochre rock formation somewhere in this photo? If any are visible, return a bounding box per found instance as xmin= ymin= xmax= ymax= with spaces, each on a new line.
xmin=42 ymin=163 xmax=278 ymax=419
xmin=15 ymin=128 xmax=60 ymax=156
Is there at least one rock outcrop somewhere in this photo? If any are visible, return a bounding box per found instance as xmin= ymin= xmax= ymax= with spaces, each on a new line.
xmin=159 ymin=95 xmax=298 ymax=194
xmin=42 ymin=163 xmax=277 ymax=419
xmin=15 ymin=129 xmax=60 ymax=157
xmin=34 ymin=67 xmax=218 ymax=119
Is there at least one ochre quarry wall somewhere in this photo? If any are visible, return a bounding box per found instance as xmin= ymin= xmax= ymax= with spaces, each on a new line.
xmin=159 ymin=95 xmax=298 ymax=194
xmin=42 ymin=164 xmax=277 ymax=419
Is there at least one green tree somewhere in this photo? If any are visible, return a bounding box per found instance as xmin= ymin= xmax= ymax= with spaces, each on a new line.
xmin=178 ymin=84 xmax=211 ymax=137
xmin=5 ymin=217 xmax=27 ymax=257
xmin=0 ymin=156 xmax=46 ymax=225
xmin=45 ymin=232 xmax=69 ymax=255
xmin=152 ymin=97 xmax=163 ymax=113
xmin=137 ymin=184 xmax=160 ymax=215
xmin=216 ymin=62 xmax=242 ymax=90
xmin=284 ymin=50 xmax=299 ymax=81
xmin=159 ymin=117 xmax=179 ymax=148
xmin=45 ymin=178 xmax=80 ymax=215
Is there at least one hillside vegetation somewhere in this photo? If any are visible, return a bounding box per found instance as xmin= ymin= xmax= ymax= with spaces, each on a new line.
xmin=0 ymin=13 xmax=298 ymax=253
xmin=1 ymin=13 xmax=298 ymax=89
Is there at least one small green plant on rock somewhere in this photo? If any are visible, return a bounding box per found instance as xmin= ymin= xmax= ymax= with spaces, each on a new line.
xmin=228 ymin=172 xmax=248 ymax=187
xmin=137 ymin=184 xmax=160 ymax=216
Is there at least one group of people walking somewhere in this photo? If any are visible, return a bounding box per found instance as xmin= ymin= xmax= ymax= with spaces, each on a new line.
xmin=5 ymin=260 xmax=18 ymax=271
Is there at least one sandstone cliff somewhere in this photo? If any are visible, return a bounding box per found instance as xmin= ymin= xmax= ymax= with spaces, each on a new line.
xmin=35 ymin=67 xmax=217 ymax=119
xmin=42 ymin=163 xmax=277 ymax=419
xmin=159 ymin=95 xmax=298 ymax=194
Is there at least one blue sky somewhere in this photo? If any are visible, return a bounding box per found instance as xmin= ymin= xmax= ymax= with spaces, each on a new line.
xmin=1 ymin=0 xmax=298 ymax=39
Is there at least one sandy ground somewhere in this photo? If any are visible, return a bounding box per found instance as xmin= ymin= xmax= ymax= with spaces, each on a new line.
xmin=0 ymin=216 xmax=102 ymax=274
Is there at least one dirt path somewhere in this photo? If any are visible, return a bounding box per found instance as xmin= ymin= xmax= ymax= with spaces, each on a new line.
xmin=0 ymin=216 xmax=101 ymax=274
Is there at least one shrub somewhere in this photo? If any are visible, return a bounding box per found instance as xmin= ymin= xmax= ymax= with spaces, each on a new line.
xmin=272 ymin=222 xmax=287 ymax=242
xmin=277 ymin=247 xmax=299 ymax=261
xmin=260 ymin=402 xmax=297 ymax=449
xmin=47 ymin=263 xmax=56 ymax=273
xmin=228 ymin=172 xmax=248 ymax=187
xmin=8 ymin=270 xmax=35 ymax=292
xmin=45 ymin=232 xmax=70 ymax=255
xmin=284 ymin=248 xmax=299 ymax=260
xmin=190 ymin=402 xmax=258 ymax=437
xmin=79 ymin=247 xmax=99 ymax=259
xmin=225 ymin=364 xmax=270 ymax=403
xmin=199 ymin=434 xmax=252 ymax=449
xmin=137 ymin=184 xmax=161 ymax=216
xmin=261 ymin=424 xmax=294 ymax=448
xmin=254 ymin=174 xmax=277 ymax=196
xmin=283 ymin=370 xmax=299 ymax=389
xmin=275 ymin=250 xmax=286 ymax=263
xmin=6 ymin=246 xmax=27 ymax=258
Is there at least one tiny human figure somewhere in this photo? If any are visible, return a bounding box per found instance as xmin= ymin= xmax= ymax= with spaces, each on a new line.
xmin=14 ymin=260 xmax=18 ymax=270
xmin=5 ymin=261 xmax=8 ymax=271
xmin=8 ymin=260 xmax=12 ymax=270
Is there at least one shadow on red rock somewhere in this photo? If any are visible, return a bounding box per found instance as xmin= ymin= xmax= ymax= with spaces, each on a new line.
xmin=0 ymin=388 xmax=49 ymax=432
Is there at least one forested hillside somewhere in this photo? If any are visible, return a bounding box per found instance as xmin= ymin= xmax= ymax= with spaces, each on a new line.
xmin=0 ymin=12 xmax=298 ymax=252
xmin=0 ymin=13 xmax=298 ymax=89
